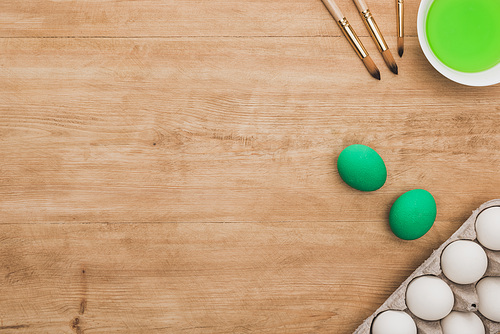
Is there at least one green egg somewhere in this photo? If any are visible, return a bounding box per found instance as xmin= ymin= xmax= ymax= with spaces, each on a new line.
xmin=389 ymin=189 xmax=437 ymax=240
xmin=337 ymin=144 xmax=387 ymax=191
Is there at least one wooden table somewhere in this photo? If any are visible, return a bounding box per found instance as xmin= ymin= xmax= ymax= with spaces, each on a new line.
xmin=1 ymin=1 xmax=499 ymax=333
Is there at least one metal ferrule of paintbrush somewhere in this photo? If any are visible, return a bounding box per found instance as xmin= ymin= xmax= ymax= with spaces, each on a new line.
xmin=397 ymin=0 xmax=404 ymax=56
xmin=397 ymin=0 xmax=404 ymax=40
xmin=337 ymin=17 xmax=369 ymax=59
xmin=336 ymin=17 xmax=380 ymax=80
xmin=359 ymin=9 xmax=388 ymax=53
xmin=359 ymin=8 xmax=398 ymax=74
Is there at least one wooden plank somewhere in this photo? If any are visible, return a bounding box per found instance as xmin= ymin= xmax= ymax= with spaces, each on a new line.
xmin=0 ymin=220 xmax=455 ymax=333
xmin=1 ymin=37 xmax=500 ymax=225
xmin=0 ymin=0 xmax=418 ymax=38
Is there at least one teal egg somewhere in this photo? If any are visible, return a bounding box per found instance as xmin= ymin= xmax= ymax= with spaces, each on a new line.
xmin=337 ymin=144 xmax=387 ymax=191
xmin=389 ymin=189 xmax=437 ymax=240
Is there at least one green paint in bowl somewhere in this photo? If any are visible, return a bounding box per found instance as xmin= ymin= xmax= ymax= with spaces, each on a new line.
xmin=426 ymin=0 xmax=500 ymax=73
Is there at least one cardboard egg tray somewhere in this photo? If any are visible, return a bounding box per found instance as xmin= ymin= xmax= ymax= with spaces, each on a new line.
xmin=353 ymin=199 xmax=500 ymax=334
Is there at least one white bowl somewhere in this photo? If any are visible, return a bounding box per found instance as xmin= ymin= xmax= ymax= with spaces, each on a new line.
xmin=417 ymin=0 xmax=500 ymax=86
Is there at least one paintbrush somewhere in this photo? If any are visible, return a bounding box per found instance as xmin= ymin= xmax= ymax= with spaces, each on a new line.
xmin=397 ymin=0 xmax=404 ymax=57
xmin=321 ymin=0 xmax=381 ymax=80
xmin=353 ymin=0 xmax=398 ymax=74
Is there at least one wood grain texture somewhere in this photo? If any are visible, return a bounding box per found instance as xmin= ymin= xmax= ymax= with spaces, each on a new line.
xmin=0 ymin=221 xmax=457 ymax=333
xmin=1 ymin=0 xmax=500 ymax=333
xmin=0 ymin=0 xmax=419 ymax=38
xmin=1 ymin=37 xmax=499 ymax=225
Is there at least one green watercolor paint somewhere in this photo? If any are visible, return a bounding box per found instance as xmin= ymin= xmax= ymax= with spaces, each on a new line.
xmin=425 ymin=0 xmax=500 ymax=73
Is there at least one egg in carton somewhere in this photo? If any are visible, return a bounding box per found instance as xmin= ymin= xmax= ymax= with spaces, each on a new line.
xmin=353 ymin=199 xmax=500 ymax=334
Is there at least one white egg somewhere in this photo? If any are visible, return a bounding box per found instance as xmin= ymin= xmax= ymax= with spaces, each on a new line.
xmin=406 ymin=276 xmax=454 ymax=321
xmin=477 ymin=277 xmax=500 ymax=322
xmin=371 ymin=310 xmax=417 ymax=334
xmin=441 ymin=311 xmax=485 ymax=334
xmin=441 ymin=240 xmax=488 ymax=284
xmin=476 ymin=207 xmax=500 ymax=250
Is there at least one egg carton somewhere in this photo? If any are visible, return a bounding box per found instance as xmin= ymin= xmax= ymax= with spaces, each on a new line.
xmin=353 ymin=199 xmax=500 ymax=334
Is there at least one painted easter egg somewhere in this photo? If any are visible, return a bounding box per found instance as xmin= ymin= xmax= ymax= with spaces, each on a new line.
xmin=337 ymin=144 xmax=387 ymax=192
xmin=389 ymin=189 xmax=437 ymax=240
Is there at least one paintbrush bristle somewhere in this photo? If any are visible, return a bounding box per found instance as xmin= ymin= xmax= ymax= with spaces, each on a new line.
xmin=381 ymin=49 xmax=398 ymax=75
xmin=362 ymin=55 xmax=380 ymax=80
xmin=398 ymin=37 xmax=404 ymax=57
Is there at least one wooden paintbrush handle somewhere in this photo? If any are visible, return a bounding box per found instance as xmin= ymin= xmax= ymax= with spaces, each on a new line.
xmin=353 ymin=0 xmax=369 ymax=12
xmin=321 ymin=0 xmax=344 ymax=21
